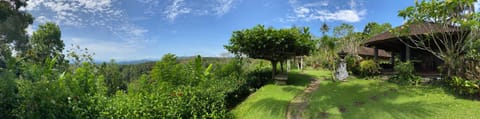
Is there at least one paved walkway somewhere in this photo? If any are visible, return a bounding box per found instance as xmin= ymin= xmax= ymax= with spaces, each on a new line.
xmin=286 ymin=78 xmax=322 ymax=119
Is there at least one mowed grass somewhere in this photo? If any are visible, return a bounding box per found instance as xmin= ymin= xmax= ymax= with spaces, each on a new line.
xmin=305 ymin=77 xmax=480 ymax=119
xmin=231 ymin=70 xmax=331 ymax=119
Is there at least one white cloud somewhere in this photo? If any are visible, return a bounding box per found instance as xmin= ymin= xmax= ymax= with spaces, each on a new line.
xmin=138 ymin=0 xmax=238 ymax=21
xmin=25 ymin=25 xmax=34 ymax=36
xmin=213 ymin=0 xmax=235 ymax=15
xmin=66 ymin=37 xmax=146 ymax=60
xmin=313 ymin=9 xmax=366 ymax=22
xmin=130 ymin=28 xmax=149 ymax=36
xmin=475 ymin=1 xmax=480 ymax=12
xmin=294 ymin=6 xmax=311 ymax=18
xmin=25 ymin=0 xmax=147 ymax=41
xmin=286 ymin=0 xmax=367 ymax=23
xmin=304 ymin=1 xmax=329 ymax=7
xmin=164 ymin=0 xmax=191 ymax=21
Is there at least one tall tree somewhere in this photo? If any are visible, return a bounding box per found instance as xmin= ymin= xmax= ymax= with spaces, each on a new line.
xmin=0 ymin=0 xmax=33 ymax=68
xmin=99 ymin=60 xmax=125 ymax=96
xmin=334 ymin=23 xmax=360 ymax=56
xmin=397 ymin=0 xmax=480 ymax=78
xmin=225 ymin=25 xmax=314 ymax=78
xmin=363 ymin=22 xmax=392 ymax=39
xmin=28 ymin=22 xmax=66 ymax=69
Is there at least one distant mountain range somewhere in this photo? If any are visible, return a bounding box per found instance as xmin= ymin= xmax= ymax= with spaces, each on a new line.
xmin=93 ymin=59 xmax=157 ymax=65
xmin=93 ymin=56 xmax=233 ymax=65
xmin=117 ymin=59 xmax=157 ymax=65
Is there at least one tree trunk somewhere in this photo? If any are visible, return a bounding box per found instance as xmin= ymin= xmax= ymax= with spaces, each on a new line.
xmin=280 ymin=60 xmax=284 ymax=73
xmin=271 ymin=60 xmax=277 ymax=80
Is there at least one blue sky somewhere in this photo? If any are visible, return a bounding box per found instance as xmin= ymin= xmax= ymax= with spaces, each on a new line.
xmin=23 ymin=0 xmax=421 ymax=61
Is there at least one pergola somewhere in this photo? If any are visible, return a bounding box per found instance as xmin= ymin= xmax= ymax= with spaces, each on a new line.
xmin=364 ymin=22 xmax=462 ymax=73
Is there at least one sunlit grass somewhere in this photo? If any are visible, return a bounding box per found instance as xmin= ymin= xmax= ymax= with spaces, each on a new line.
xmin=305 ymin=78 xmax=480 ymax=119
xmin=233 ymin=69 xmax=480 ymax=119
xmin=231 ymin=70 xmax=330 ymax=119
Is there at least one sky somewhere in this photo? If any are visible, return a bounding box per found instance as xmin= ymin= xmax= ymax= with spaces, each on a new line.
xmin=22 ymin=0 xmax=427 ymax=61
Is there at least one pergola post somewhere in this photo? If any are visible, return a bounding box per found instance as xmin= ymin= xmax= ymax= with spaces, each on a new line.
xmin=405 ymin=45 xmax=411 ymax=61
xmin=300 ymin=56 xmax=304 ymax=71
xmin=374 ymin=47 xmax=379 ymax=62
xmin=390 ymin=52 xmax=395 ymax=65
xmin=287 ymin=59 xmax=291 ymax=72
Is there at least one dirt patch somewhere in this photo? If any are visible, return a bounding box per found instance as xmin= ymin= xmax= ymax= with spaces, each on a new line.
xmin=390 ymin=88 xmax=398 ymax=92
xmin=319 ymin=111 xmax=329 ymax=118
xmin=383 ymin=92 xmax=389 ymax=96
xmin=370 ymin=95 xmax=379 ymax=101
xmin=353 ymin=101 xmax=365 ymax=107
xmin=286 ymin=78 xmax=322 ymax=119
xmin=338 ymin=105 xmax=347 ymax=113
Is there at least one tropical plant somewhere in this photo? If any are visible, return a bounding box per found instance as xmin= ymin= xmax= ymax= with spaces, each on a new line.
xmin=389 ymin=61 xmax=421 ymax=85
xmin=447 ymin=76 xmax=479 ymax=96
xmin=359 ymin=60 xmax=380 ymax=77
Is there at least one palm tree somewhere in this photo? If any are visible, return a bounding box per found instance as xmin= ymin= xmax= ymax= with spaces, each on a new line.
xmin=321 ymin=22 xmax=329 ymax=36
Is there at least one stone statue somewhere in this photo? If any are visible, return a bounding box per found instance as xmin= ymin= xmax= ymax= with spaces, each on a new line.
xmin=335 ymin=50 xmax=349 ymax=81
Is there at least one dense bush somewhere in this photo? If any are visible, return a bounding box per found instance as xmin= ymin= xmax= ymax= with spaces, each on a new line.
xmin=0 ymin=53 xmax=271 ymax=118
xmin=106 ymin=55 xmax=272 ymax=118
xmin=389 ymin=61 xmax=421 ymax=85
xmin=446 ymin=76 xmax=480 ymax=96
xmin=224 ymin=69 xmax=271 ymax=108
xmin=0 ymin=72 xmax=18 ymax=118
xmin=102 ymin=86 xmax=232 ymax=118
xmin=345 ymin=55 xmax=360 ymax=75
xmin=359 ymin=60 xmax=380 ymax=77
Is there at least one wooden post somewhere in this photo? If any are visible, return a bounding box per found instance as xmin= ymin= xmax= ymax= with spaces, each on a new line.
xmin=390 ymin=52 xmax=395 ymax=66
xmin=374 ymin=47 xmax=379 ymax=63
xmin=300 ymin=56 xmax=304 ymax=71
xmin=405 ymin=45 xmax=411 ymax=61
xmin=287 ymin=60 xmax=291 ymax=72
xmin=297 ymin=57 xmax=301 ymax=70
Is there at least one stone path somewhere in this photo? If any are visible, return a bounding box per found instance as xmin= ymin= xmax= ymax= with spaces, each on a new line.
xmin=286 ymin=78 xmax=322 ymax=119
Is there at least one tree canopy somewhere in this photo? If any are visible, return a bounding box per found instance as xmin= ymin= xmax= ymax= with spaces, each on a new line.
xmin=225 ymin=25 xmax=315 ymax=77
xmin=0 ymin=0 xmax=33 ymax=68
xmin=29 ymin=23 xmax=64 ymax=60
xmin=363 ymin=22 xmax=392 ymax=39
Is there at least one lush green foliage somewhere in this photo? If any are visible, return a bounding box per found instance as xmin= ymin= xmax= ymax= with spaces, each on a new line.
xmin=0 ymin=14 xmax=273 ymax=118
xmin=225 ymin=25 xmax=315 ymax=76
xmin=446 ymin=76 xmax=480 ymax=96
xmin=1 ymin=51 xmax=272 ymax=118
xmin=389 ymin=61 xmax=421 ymax=85
xmin=0 ymin=20 xmax=273 ymax=119
xmin=0 ymin=0 xmax=33 ymax=68
xmin=359 ymin=60 xmax=380 ymax=77
xmin=345 ymin=55 xmax=361 ymax=75
xmin=28 ymin=22 xmax=66 ymax=66
xmin=362 ymin=22 xmax=392 ymax=39
xmin=101 ymin=55 xmax=272 ymax=118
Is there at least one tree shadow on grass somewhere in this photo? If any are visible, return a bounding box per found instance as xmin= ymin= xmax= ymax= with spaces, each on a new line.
xmin=287 ymin=72 xmax=317 ymax=86
xmin=243 ymin=97 xmax=290 ymax=118
xmin=432 ymin=83 xmax=480 ymax=101
xmin=306 ymin=79 xmax=450 ymax=119
xmin=239 ymin=85 xmax=305 ymax=119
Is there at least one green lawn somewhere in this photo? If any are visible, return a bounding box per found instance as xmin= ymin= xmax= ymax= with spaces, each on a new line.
xmin=232 ymin=69 xmax=480 ymax=119
xmin=306 ymin=77 xmax=480 ymax=119
xmin=231 ymin=70 xmax=331 ymax=119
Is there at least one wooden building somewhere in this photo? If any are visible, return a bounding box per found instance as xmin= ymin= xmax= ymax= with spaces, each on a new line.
xmin=364 ymin=22 xmax=464 ymax=75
